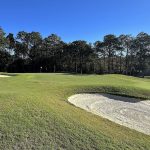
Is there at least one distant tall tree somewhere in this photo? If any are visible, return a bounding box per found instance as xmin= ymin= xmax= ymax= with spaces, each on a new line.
xmin=6 ymin=33 xmax=15 ymax=54
xmin=94 ymin=41 xmax=107 ymax=73
xmin=0 ymin=27 xmax=11 ymax=71
xmin=43 ymin=34 xmax=63 ymax=72
xmin=16 ymin=31 xmax=31 ymax=58
xmin=71 ymin=41 xmax=92 ymax=74
xmin=134 ymin=32 xmax=150 ymax=72
xmin=16 ymin=31 xmax=42 ymax=60
xmin=62 ymin=43 xmax=75 ymax=72
xmin=0 ymin=27 xmax=6 ymax=51
xmin=29 ymin=32 xmax=42 ymax=59
xmin=103 ymin=35 xmax=119 ymax=73
xmin=118 ymin=35 xmax=133 ymax=74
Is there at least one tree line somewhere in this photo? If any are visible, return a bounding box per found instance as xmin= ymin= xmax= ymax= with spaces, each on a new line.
xmin=0 ymin=27 xmax=150 ymax=75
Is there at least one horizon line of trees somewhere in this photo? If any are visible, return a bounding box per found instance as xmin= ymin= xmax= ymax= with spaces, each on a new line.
xmin=0 ymin=26 xmax=150 ymax=75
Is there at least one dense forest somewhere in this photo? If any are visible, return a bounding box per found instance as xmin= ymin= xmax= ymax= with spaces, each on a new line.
xmin=0 ymin=27 xmax=150 ymax=75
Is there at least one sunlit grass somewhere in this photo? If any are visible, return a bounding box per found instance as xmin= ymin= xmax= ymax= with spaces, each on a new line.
xmin=0 ymin=73 xmax=150 ymax=149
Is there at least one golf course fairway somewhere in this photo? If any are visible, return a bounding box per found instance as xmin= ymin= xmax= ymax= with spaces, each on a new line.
xmin=0 ymin=73 xmax=150 ymax=149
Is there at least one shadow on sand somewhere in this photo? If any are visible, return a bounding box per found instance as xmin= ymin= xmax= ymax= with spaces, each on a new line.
xmin=98 ymin=93 xmax=143 ymax=103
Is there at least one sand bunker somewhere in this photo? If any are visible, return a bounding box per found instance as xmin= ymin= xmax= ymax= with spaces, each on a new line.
xmin=0 ymin=75 xmax=11 ymax=78
xmin=68 ymin=94 xmax=150 ymax=135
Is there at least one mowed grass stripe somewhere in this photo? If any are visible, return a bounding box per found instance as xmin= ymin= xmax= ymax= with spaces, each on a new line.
xmin=0 ymin=74 xmax=150 ymax=149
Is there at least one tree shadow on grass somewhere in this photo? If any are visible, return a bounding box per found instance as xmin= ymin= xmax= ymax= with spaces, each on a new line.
xmin=60 ymin=72 xmax=98 ymax=76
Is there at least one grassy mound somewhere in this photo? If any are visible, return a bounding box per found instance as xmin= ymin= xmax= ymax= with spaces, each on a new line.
xmin=0 ymin=73 xmax=150 ymax=149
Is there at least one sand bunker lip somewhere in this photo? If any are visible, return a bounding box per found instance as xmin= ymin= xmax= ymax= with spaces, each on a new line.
xmin=68 ymin=94 xmax=150 ymax=135
xmin=0 ymin=75 xmax=11 ymax=78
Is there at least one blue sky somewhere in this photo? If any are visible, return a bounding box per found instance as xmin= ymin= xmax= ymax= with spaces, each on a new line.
xmin=0 ymin=0 xmax=150 ymax=42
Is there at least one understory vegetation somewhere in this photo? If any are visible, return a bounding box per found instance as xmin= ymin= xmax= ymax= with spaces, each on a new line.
xmin=0 ymin=74 xmax=150 ymax=149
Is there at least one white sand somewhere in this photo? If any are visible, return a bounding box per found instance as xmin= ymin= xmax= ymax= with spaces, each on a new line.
xmin=0 ymin=75 xmax=10 ymax=77
xmin=68 ymin=94 xmax=150 ymax=135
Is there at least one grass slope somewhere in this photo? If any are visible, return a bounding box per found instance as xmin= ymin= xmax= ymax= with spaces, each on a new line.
xmin=0 ymin=73 xmax=150 ymax=150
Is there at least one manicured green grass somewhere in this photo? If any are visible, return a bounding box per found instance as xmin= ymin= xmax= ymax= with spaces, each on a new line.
xmin=0 ymin=73 xmax=150 ymax=149
xmin=145 ymin=76 xmax=150 ymax=79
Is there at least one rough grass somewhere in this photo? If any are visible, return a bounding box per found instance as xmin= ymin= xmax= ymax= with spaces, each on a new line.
xmin=0 ymin=73 xmax=150 ymax=150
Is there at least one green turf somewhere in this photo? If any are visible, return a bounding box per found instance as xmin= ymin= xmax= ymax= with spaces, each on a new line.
xmin=0 ymin=73 xmax=150 ymax=150
xmin=145 ymin=76 xmax=150 ymax=79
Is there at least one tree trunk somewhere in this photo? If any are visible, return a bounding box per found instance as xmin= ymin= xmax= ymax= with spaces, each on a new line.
xmin=53 ymin=64 xmax=56 ymax=73
xmin=125 ymin=47 xmax=129 ymax=74
xmin=103 ymin=55 xmax=106 ymax=72
xmin=119 ymin=51 xmax=123 ymax=73
xmin=93 ymin=62 xmax=95 ymax=73
xmin=108 ymin=48 xmax=111 ymax=73
xmin=129 ymin=50 xmax=133 ymax=75
xmin=119 ymin=56 xmax=122 ymax=73
xmin=80 ymin=55 xmax=83 ymax=74
xmin=75 ymin=57 xmax=78 ymax=73
xmin=111 ymin=57 xmax=114 ymax=73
